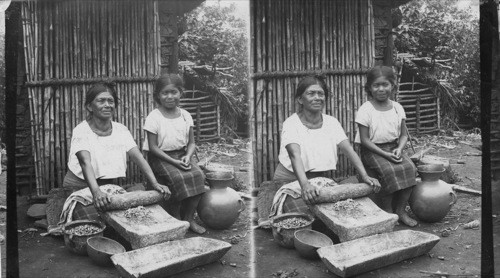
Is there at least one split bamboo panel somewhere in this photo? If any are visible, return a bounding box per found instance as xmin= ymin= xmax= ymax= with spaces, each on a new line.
xmin=21 ymin=1 xmax=162 ymax=194
xmin=251 ymin=0 xmax=373 ymax=186
xmin=180 ymin=91 xmax=220 ymax=142
xmin=397 ymin=81 xmax=439 ymax=136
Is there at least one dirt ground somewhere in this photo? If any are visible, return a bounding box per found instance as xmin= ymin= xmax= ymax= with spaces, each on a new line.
xmin=254 ymin=133 xmax=484 ymax=277
xmin=2 ymin=133 xmax=495 ymax=277
xmin=13 ymin=141 xmax=253 ymax=278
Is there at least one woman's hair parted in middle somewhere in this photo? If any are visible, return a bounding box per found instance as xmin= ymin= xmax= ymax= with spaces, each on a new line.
xmin=153 ymin=74 xmax=185 ymax=104
xmin=295 ymin=76 xmax=329 ymax=100
xmin=85 ymin=83 xmax=118 ymax=107
xmin=364 ymin=66 xmax=397 ymax=95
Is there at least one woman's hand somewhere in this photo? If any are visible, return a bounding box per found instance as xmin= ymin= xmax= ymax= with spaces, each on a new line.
xmin=301 ymin=181 xmax=320 ymax=205
xmin=360 ymin=175 xmax=381 ymax=193
xmin=151 ymin=182 xmax=171 ymax=200
xmin=92 ymin=189 xmax=111 ymax=211
xmin=175 ymin=159 xmax=192 ymax=171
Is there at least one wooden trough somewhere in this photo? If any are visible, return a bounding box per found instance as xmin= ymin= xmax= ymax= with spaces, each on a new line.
xmin=111 ymin=237 xmax=232 ymax=278
xmin=317 ymin=230 xmax=440 ymax=277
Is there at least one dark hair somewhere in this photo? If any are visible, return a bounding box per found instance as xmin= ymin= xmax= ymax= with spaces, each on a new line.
xmin=364 ymin=66 xmax=397 ymax=95
xmin=295 ymin=76 xmax=328 ymax=100
xmin=85 ymin=83 xmax=118 ymax=106
xmin=153 ymin=74 xmax=184 ymax=104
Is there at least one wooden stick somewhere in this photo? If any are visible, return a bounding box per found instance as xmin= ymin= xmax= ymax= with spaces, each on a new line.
xmin=452 ymin=185 xmax=481 ymax=196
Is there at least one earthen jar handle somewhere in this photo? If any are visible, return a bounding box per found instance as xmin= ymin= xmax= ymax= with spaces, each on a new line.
xmin=238 ymin=199 xmax=246 ymax=213
xmin=449 ymin=191 xmax=457 ymax=206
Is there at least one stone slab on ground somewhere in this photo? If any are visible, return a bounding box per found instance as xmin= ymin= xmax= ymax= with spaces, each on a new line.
xmin=27 ymin=203 xmax=47 ymax=219
xmin=311 ymin=197 xmax=398 ymax=242
xmin=317 ymin=230 xmax=440 ymax=277
xmin=101 ymin=204 xmax=189 ymax=249
xmin=34 ymin=219 xmax=48 ymax=229
xmin=111 ymin=237 xmax=232 ymax=278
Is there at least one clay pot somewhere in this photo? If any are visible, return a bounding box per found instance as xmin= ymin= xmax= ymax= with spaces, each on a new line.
xmin=87 ymin=236 xmax=126 ymax=266
xmin=409 ymin=164 xmax=457 ymax=223
xmin=294 ymin=229 xmax=333 ymax=259
xmin=197 ymin=172 xmax=245 ymax=230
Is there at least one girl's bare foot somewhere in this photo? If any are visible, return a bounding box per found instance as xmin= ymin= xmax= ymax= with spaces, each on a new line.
xmin=189 ymin=221 xmax=206 ymax=234
xmin=398 ymin=212 xmax=418 ymax=227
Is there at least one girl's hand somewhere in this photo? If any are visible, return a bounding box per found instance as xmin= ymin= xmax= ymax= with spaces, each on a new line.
xmin=175 ymin=159 xmax=192 ymax=171
xmin=301 ymin=181 xmax=320 ymax=205
xmin=392 ymin=148 xmax=402 ymax=160
xmin=385 ymin=151 xmax=403 ymax=163
xmin=361 ymin=175 xmax=381 ymax=193
xmin=151 ymin=182 xmax=171 ymax=200
xmin=180 ymin=155 xmax=191 ymax=166
xmin=92 ymin=189 xmax=111 ymax=211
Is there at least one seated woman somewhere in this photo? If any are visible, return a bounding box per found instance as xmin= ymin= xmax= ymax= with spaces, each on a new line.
xmin=272 ymin=76 xmax=381 ymax=216
xmin=61 ymin=83 xmax=169 ymax=224
xmin=143 ymin=74 xmax=207 ymax=234
xmin=355 ymin=66 xmax=418 ymax=227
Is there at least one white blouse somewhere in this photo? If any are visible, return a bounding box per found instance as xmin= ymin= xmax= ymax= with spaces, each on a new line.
xmin=354 ymin=100 xmax=406 ymax=144
xmin=142 ymin=108 xmax=194 ymax=151
xmin=67 ymin=121 xmax=137 ymax=179
xmin=278 ymin=113 xmax=348 ymax=172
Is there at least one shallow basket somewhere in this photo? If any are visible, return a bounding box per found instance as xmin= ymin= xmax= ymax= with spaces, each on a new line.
xmin=271 ymin=213 xmax=314 ymax=249
xmin=63 ymin=220 xmax=106 ymax=256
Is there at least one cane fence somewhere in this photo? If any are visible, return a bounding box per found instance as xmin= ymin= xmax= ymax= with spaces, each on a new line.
xmin=21 ymin=1 xmax=162 ymax=195
xmin=250 ymin=0 xmax=375 ymax=186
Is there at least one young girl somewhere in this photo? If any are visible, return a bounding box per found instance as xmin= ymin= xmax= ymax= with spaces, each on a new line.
xmin=143 ymin=74 xmax=207 ymax=234
xmin=355 ymin=66 xmax=418 ymax=227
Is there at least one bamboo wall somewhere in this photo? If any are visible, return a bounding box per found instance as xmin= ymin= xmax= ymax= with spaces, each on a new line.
xmin=250 ymin=0 xmax=375 ymax=186
xmin=21 ymin=1 xmax=162 ymax=195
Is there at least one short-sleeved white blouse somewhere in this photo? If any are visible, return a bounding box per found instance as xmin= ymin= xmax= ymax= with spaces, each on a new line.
xmin=142 ymin=108 xmax=194 ymax=152
xmin=278 ymin=113 xmax=348 ymax=172
xmin=67 ymin=121 xmax=137 ymax=179
xmin=354 ymin=100 xmax=406 ymax=144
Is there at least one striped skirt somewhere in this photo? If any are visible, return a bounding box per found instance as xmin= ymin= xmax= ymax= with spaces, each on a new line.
xmin=62 ymin=171 xmax=118 ymax=222
xmin=360 ymin=141 xmax=417 ymax=195
xmin=273 ymin=163 xmax=331 ymax=216
xmin=148 ymin=150 xmax=207 ymax=201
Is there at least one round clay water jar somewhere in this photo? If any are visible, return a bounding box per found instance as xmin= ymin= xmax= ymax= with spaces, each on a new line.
xmin=409 ymin=164 xmax=457 ymax=223
xmin=197 ymin=172 xmax=245 ymax=230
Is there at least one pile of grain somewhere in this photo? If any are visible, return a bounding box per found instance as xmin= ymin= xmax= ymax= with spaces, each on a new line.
xmin=67 ymin=224 xmax=101 ymax=236
xmin=124 ymin=206 xmax=151 ymax=219
xmin=274 ymin=217 xmax=311 ymax=229
xmin=331 ymin=199 xmax=359 ymax=211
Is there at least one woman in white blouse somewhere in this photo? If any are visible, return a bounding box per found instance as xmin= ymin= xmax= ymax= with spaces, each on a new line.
xmin=273 ymin=76 xmax=380 ymax=215
xmin=62 ymin=83 xmax=169 ymax=221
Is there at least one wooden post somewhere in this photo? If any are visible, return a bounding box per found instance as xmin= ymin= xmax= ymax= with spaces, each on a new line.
xmin=196 ymin=103 xmax=201 ymax=142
